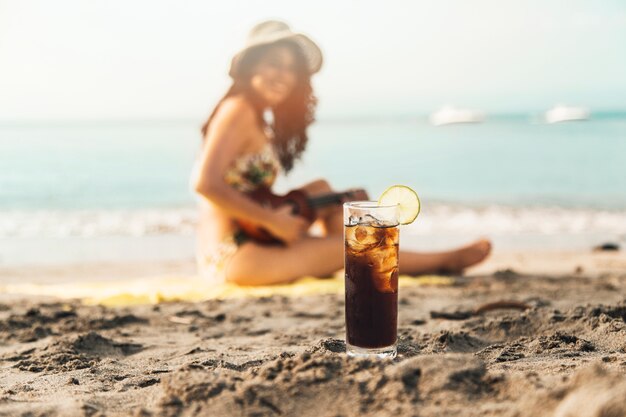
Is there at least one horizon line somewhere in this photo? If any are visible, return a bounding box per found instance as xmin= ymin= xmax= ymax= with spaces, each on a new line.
xmin=2 ymin=110 xmax=626 ymax=127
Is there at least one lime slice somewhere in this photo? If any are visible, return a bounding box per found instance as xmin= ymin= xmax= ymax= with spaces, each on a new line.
xmin=378 ymin=185 xmax=421 ymax=225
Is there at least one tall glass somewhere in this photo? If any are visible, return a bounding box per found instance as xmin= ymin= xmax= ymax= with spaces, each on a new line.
xmin=344 ymin=201 xmax=399 ymax=358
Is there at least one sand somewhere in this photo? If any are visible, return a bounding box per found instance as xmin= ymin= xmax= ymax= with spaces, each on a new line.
xmin=1 ymin=250 xmax=626 ymax=416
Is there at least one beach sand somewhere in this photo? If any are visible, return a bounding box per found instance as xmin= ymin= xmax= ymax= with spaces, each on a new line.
xmin=1 ymin=250 xmax=626 ymax=416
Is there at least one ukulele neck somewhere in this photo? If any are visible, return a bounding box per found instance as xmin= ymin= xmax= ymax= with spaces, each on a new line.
xmin=306 ymin=192 xmax=351 ymax=209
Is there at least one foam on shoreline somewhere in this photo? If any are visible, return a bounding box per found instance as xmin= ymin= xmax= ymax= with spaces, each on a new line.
xmin=1 ymin=204 xmax=625 ymax=239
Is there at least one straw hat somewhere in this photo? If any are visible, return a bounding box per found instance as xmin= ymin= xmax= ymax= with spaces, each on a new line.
xmin=229 ymin=20 xmax=323 ymax=78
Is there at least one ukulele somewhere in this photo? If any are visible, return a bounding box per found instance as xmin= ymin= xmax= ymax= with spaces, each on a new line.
xmin=236 ymin=186 xmax=366 ymax=243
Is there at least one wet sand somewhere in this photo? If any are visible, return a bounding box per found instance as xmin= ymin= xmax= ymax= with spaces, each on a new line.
xmin=1 ymin=251 xmax=626 ymax=416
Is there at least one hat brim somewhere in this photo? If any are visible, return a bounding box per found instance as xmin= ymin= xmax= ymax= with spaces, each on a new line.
xmin=229 ymin=32 xmax=323 ymax=78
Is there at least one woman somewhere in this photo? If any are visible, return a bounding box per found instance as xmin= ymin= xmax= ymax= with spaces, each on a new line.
xmin=193 ymin=20 xmax=491 ymax=285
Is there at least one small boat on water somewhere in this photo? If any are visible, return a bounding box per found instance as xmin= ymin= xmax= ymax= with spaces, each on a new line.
xmin=544 ymin=105 xmax=590 ymax=124
xmin=429 ymin=105 xmax=485 ymax=126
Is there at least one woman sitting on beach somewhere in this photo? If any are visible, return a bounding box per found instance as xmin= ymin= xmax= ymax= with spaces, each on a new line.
xmin=192 ymin=20 xmax=491 ymax=285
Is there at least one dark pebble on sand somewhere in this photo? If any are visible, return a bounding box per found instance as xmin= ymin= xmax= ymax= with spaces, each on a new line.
xmin=430 ymin=310 xmax=473 ymax=320
xmin=137 ymin=378 xmax=160 ymax=388
xmin=593 ymin=242 xmax=620 ymax=251
xmin=81 ymin=403 xmax=99 ymax=416
xmin=68 ymin=377 xmax=80 ymax=385
xmin=54 ymin=310 xmax=77 ymax=319
xmin=494 ymin=268 xmax=520 ymax=279
xmin=319 ymin=338 xmax=345 ymax=353
xmin=495 ymin=349 xmax=524 ymax=362
xmin=134 ymin=408 xmax=154 ymax=417
xmin=550 ymin=312 xmax=566 ymax=322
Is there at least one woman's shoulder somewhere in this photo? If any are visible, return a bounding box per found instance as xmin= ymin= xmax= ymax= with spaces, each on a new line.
xmin=212 ymin=95 xmax=259 ymax=129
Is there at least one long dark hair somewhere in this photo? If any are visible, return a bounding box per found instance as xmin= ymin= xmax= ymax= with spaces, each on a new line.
xmin=201 ymin=40 xmax=317 ymax=173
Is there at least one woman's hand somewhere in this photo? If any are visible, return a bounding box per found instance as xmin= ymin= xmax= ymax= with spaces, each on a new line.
xmin=265 ymin=205 xmax=309 ymax=245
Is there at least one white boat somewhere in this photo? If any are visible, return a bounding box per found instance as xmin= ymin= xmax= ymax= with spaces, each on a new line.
xmin=545 ymin=105 xmax=589 ymax=123
xmin=429 ymin=105 xmax=485 ymax=126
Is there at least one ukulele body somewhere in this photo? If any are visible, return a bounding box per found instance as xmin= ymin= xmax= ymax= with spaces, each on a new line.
xmin=236 ymin=187 xmax=316 ymax=244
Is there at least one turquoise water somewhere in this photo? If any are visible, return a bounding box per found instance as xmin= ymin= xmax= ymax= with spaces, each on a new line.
xmin=1 ymin=115 xmax=625 ymax=210
xmin=287 ymin=115 xmax=626 ymax=209
xmin=1 ymin=115 xmax=625 ymax=265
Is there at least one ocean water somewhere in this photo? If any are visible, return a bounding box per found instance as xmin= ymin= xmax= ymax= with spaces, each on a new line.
xmin=1 ymin=115 xmax=625 ymax=265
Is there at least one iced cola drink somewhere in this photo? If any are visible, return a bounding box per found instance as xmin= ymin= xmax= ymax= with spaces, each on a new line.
xmin=344 ymin=202 xmax=399 ymax=358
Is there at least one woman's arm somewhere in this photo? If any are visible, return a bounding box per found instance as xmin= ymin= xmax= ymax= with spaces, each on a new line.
xmin=193 ymin=97 xmax=307 ymax=243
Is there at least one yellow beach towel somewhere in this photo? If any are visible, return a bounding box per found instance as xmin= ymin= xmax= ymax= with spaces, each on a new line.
xmin=1 ymin=275 xmax=455 ymax=307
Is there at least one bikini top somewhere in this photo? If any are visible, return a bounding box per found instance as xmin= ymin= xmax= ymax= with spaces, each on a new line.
xmin=192 ymin=119 xmax=281 ymax=197
xmin=223 ymin=142 xmax=281 ymax=192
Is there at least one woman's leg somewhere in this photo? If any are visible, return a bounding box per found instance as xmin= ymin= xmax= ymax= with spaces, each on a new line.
xmin=226 ymin=236 xmax=491 ymax=285
xmin=400 ymin=239 xmax=492 ymax=274
xmin=298 ymin=177 xmax=491 ymax=275
xmin=226 ymin=179 xmax=492 ymax=285
xmin=226 ymin=236 xmax=343 ymax=285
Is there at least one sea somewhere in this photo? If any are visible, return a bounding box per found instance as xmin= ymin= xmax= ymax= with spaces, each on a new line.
xmin=1 ymin=114 xmax=625 ymax=267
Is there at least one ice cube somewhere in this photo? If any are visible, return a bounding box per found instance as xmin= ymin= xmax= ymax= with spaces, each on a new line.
xmin=365 ymin=246 xmax=395 ymax=271
xmin=345 ymin=225 xmax=369 ymax=253
xmin=354 ymin=226 xmax=368 ymax=242
xmin=346 ymin=215 xmax=360 ymax=226
xmin=384 ymin=228 xmax=399 ymax=246
xmin=361 ymin=214 xmax=379 ymax=225
xmin=361 ymin=214 xmax=397 ymax=228
xmin=364 ymin=244 xmax=398 ymax=293
xmin=372 ymin=266 xmax=398 ymax=293
xmin=355 ymin=225 xmax=385 ymax=247
xmin=380 ymin=249 xmax=398 ymax=273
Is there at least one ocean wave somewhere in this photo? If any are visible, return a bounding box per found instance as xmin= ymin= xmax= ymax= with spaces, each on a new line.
xmin=0 ymin=208 xmax=198 ymax=238
xmin=400 ymin=205 xmax=626 ymax=235
xmin=404 ymin=204 xmax=626 ymax=236
xmin=1 ymin=205 xmax=625 ymax=239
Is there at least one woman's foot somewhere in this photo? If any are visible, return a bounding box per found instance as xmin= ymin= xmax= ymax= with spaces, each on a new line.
xmin=441 ymin=239 xmax=492 ymax=273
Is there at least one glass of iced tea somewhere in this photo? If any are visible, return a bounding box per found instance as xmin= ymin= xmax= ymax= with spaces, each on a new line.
xmin=344 ymin=201 xmax=399 ymax=358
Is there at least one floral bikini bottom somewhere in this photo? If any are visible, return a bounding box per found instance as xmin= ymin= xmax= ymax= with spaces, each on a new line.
xmin=196 ymin=230 xmax=249 ymax=282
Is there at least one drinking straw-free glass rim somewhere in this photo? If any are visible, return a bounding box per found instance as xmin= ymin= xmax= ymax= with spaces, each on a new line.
xmin=343 ymin=201 xmax=399 ymax=209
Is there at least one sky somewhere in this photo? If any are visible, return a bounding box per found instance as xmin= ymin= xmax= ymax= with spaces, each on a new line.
xmin=1 ymin=0 xmax=626 ymax=121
